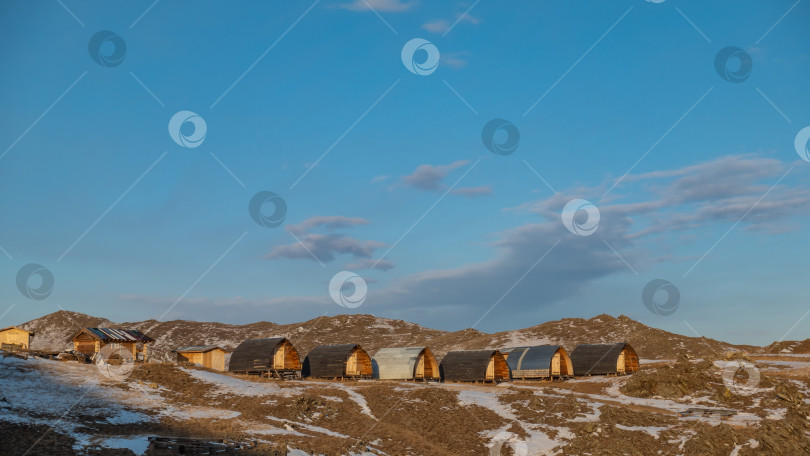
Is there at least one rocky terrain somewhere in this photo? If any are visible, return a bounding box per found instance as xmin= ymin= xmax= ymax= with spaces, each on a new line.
xmin=17 ymin=310 xmax=771 ymax=361
xmin=763 ymin=338 xmax=810 ymax=354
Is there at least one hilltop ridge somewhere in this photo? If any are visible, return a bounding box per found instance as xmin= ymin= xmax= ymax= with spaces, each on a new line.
xmin=16 ymin=310 xmax=763 ymax=361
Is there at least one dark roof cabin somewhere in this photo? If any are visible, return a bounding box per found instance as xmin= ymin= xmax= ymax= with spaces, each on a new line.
xmin=439 ymin=349 xmax=509 ymax=382
xmin=372 ymin=347 xmax=440 ymax=380
xmin=303 ymin=344 xmax=373 ymax=379
xmin=503 ymin=345 xmax=573 ymax=380
xmin=70 ymin=328 xmax=154 ymax=362
xmin=570 ymin=342 xmax=639 ymax=376
xmin=229 ymin=338 xmax=301 ymax=378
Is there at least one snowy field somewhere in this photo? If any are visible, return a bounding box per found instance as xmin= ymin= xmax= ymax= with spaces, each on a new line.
xmin=1 ymin=354 xmax=807 ymax=455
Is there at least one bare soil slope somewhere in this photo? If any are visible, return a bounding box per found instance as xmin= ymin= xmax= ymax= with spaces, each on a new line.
xmin=762 ymin=338 xmax=810 ymax=354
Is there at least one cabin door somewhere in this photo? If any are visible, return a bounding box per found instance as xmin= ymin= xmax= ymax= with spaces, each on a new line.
xmin=486 ymin=357 xmax=495 ymax=379
xmin=551 ymin=353 xmax=561 ymax=376
xmin=273 ymin=345 xmax=285 ymax=369
xmin=415 ymin=355 xmax=425 ymax=378
xmin=617 ymin=350 xmax=626 ymax=373
xmin=346 ymin=352 xmax=358 ymax=376
xmin=560 ymin=356 xmax=570 ymax=375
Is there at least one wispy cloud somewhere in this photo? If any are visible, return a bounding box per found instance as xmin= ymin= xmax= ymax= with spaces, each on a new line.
xmin=401 ymin=160 xmax=469 ymax=191
xmin=362 ymin=154 xmax=810 ymax=329
xmin=421 ymin=11 xmax=480 ymax=33
xmin=338 ymin=0 xmax=414 ymax=12
xmin=421 ymin=19 xmax=450 ymax=33
xmin=127 ymin=155 xmax=810 ymax=333
xmin=345 ymin=258 xmax=395 ymax=271
xmin=440 ymin=51 xmax=470 ymax=69
xmin=451 ymin=185 xmax=492 ymax=197
xmin=266 ymin=234 xmax=387 ymax=262
xmin=266 ymin=215 xmax=390 ymax=266
xmin=287 ymin=215 xmax=369 ymax=236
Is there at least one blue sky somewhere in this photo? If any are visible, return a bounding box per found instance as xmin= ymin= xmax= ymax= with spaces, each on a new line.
xmin=1 ymin=0 xmax=809 ymax=346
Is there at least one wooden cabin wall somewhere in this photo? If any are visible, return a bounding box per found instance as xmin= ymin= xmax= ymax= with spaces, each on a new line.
xmin=73 ymin=333 xmax=98 ymax=355
xmin=414 ymin=354 xmax=425 ymax=378
xmin=208 ymin=350 xmax=226 ymax=371
xmin=624 ymin=347 xmax=640 ymax=373
xmin=0 ymin=329 xmax=31 ymax=349
xmin=493 ymin=354 xmax=509 ymax=380
xmin=104 ymin=342 xmax=138 ymax=358
xmin=179 ymin=352 xmax=204 ymax=365
xmin=424 ymin=350 xmax=439 ymax=379
xmin=346 ymin=351 xmax=359 ymax=375
xmin=349 ymin=349 xmax=373 ymax=376
xmin=617 ymin=350 xmax=626 ymax=373
xmin=560 ymin=351 xmax=572 ymax=376
xmin=551 ymin=352 xmax=561 ymax=376
xmin=284 ymin=342 xmax=301 ymax=370
xmin=273 ymin=344 xmax=286 ymax=369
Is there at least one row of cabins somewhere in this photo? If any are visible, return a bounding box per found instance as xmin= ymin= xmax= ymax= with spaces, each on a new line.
xmin=1 ymin=326 xmax=639 ymax=381
xmin=225 ymin=338 xmax=639 ymax=381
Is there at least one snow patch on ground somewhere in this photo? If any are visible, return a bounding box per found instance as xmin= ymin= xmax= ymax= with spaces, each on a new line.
xmin=185 ymin=368 xmax=300 ymax=397
xmin=615 ymin=424 xmax=668 ymax=438
xmin=457 ymin=389 xmax=566 ymax=454
xmin=640 ymin=359 xmax=675 ymax=365
xmin=268 ymin=415 xmax=349 ymax=438
xmin=325 ymin=383 xmax=375 ymax=418
xmin=91 ymin=436 xmax=150 ymax=455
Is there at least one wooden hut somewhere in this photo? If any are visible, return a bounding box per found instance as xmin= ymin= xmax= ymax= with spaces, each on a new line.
xmin=372 ymin=347 xmax=440 ymax=381
xmin=229 ymin=338 xmax=301 ymax=378
xmin=0 ymin=326 xmax=34 ymax=351
xmin=69 ymin=328 xmax=153 ymax=362
xmin=503 ymin=345 xmax=573 ymax=380
xmin=439 ymin=349 xmax=510 ymax=383
xmin=302 ymin=344 xmax=373 ymax=379
xmin=570 ymin=342 xmax=639 ymax=376
xmin=174 ymin=345 xmax=229 ymax=372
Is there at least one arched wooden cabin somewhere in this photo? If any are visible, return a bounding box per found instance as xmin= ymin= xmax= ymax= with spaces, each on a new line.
xmin=303 ymin=344 xmax=373 ymax=379
xmin=229 ymin=338 xmax=301 ymax=378
xmin=372 ymin=347 xmax=440 ymax=381
xmin=439 ymin=349 xmax=510 ymax=382
xmin=570 ymin=342 xmax=639 ymax=376
xmin=503 ymin=345 xmax=573 ymax=380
